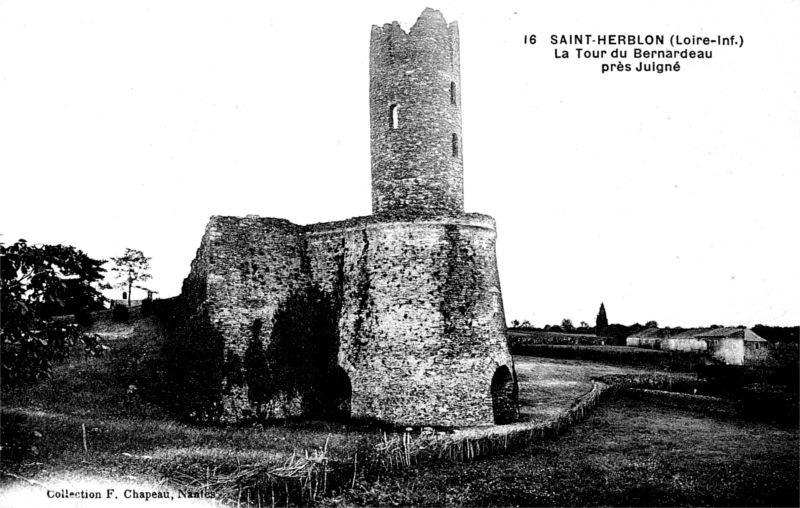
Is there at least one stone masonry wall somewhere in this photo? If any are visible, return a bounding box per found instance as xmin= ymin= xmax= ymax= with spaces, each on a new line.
xmin=306 ymin=214 xmax=512 ymax=426
xmin=707 ymin=338 xmax=745 ymax=365
xmin=743 ymin=341 xmax=770 ymax=366
xmin=201 ymin=216 xmax=308 ymax=357
xmin=183 ymin=215 xmax=309 ymax=419
xmin=179 ymin=9 xmax=515 ymax=427
xmin=370 ymin=8 xmax=463 ymax=215
xmin=182 ymin=212 xmax=515 ymax=426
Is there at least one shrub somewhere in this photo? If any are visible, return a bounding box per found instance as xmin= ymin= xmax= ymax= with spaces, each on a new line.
xmin=74 ymin=309 xmax=95 ymax=327
xmin=512 ymin=344 xmax=710 ymax=372
xmin=0 ymin=412 xmax=34 ymax=463
xmin=111 ymin=304 xmax=129 ymax=322
xmin=141 ymin=297 xmax=153 ymax=317
xmin=151 ymin=315 xmax=225 ymax=422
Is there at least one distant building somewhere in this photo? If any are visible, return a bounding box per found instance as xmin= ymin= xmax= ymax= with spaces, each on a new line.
xmin=661 ymin=328 xmax=711 ymax=354
xmin=694 ymin=327 xmax=769 ymax=365
xmin=627 ymin=327 xmax=770 ymax=365
xmin=626 ymin=327 xmax=670 ymax=349
xmin=109 ymin=299 xmax=144 ymax=308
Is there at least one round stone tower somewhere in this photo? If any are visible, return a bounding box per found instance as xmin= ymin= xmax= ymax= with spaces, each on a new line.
xmin=370 ymin=7 xmax=463 ymax=215
xmin=184 ymin=8 xmax=518 ymax=428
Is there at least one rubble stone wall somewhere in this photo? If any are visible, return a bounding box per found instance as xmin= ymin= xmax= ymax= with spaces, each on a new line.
xmin=743 ymin=341 xmax=770 ymax=366
xmin=182 ymin=213 xmax=514 ymax=426
xmin=370 ymin=8 xmax=463 ymax=215
xmin=307 ymin=214 xmax=512 ymax=426
xmin=179 ymin=9 xmax=516 ymax=427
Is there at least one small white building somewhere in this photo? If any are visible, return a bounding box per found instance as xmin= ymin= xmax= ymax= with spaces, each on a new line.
xmin=695 ymin=327 xmax=769 ymax=366
xmin=662 ymin=328 xmax=711 ymax=354
xmin=628 ymin=327 xmax=770 ymax=365
xmin=626 ymin=327 xmax=670 ymax=349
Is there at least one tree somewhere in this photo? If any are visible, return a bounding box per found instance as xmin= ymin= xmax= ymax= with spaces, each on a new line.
xmin=39 ymin=277 xmax=107 ymax=317
xmin=596 ymin=302 xmax=608 ymax=333
xmin=561 ymin=318 xmax=575 ymax=332
xmin=510 ymin=319 xmax=520 ymax=328
xmin=1 ymin=239 xmax=108 ymax=385
xmin=111 ymin=248 xmax=152 ymax=307
xmin=520 ymin=320 xmax=532 ymax=329
xmin=645 ymin=320 xmax=658 ymax=328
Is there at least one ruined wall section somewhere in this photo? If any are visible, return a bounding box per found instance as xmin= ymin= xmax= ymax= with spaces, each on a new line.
xmin=370 ymin=8 xmax=463 ymax=215
xmin=201 ymin=216 xmax=309 ymax=357
xmin=184 ymin=211 xmax=514 ymax=426
xmin=180 ymin=222 xmax=215 ymax=321
xmin=307 ymin=214 xmax=513 ymax=427
xmin=181 ymin=216 xmax=309 ymax=419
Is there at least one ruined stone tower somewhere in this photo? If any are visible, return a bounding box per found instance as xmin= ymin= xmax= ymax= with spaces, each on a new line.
xmin=181 ymin=8 xmax=518 ymax=427
xmin=370 ymin=8 xmax=463 ymax=215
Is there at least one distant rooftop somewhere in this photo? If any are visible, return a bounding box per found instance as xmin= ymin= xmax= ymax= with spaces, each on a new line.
xmin=630 ymin=326 xmax=767 ymax=342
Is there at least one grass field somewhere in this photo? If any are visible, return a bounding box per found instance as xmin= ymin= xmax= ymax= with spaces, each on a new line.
xmin=513 ymin=355 xmax=650 ymax=421
xmin=339 ymin=395 xmax=799 ymax=507
xmin=2 ymin=313 xmax=797 ymax=506
xmin=1 ymin=314 xmax=382 ymax=505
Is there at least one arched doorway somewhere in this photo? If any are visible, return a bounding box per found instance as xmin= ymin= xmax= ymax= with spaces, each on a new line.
xmin=318 ymin=367 xmax=352 ymax=420
xmin=491 ymin=365 xmax=518 ymax=424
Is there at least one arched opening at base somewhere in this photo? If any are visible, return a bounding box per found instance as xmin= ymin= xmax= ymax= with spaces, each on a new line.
xmin=491 ymin=365 xmax=519 ymax=424
xmin=317 ymin=367 xmax=352 ymax=420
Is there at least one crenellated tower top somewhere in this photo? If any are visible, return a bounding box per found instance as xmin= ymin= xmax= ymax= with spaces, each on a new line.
xmin=369 ymin=8 xmax=463 ymax=215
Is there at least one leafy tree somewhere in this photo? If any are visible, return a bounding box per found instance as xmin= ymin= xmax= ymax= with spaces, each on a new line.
xmin=110 ymin=248 xmax=152 ymax=307
xmin=561 ymin=318 xmax=575 ymax=332
xmin=520 ymin=320 xmax=532 ymax=329
xmin=645 ymin=320 xmax=658 ymax=328
xmin=38 ymin=278 xmax=107 ymax=317
xmin=510 ymin=319 xmax=520 ymax=328
xmin=580 ymin=321 xmax=589 ymax=329
xmin=596 ymin=302 xmax=608 ymax=333
xmin=1 ymin=239 xmax=108 ymax=385
xmin=752 ymin=325 xmax=799 ymax=343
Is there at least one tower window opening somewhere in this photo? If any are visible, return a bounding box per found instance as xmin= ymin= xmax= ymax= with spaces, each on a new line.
xmin=450 ymin=81 xmax=456 ymax=105
xmin=390 ymin=104 xmax=399 ymax=129
xmin=452 ymin=133 xmax=459 ymax=157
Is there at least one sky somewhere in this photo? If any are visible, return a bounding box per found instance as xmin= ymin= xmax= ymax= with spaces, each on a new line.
xmin=1 ymin=0 xmax=798 ymax=328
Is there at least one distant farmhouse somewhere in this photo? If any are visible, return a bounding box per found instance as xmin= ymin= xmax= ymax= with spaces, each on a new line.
xmin=627 ymin=327 xmax=769 ymax=365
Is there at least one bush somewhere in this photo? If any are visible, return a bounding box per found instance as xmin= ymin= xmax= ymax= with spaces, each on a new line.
xmin=148 ymin=315 xmax=225 ymax=422
xmin=141 ymin=297 xmax=153 ymax=317
xmin=74 ymin=309 xmax=95 ymax=327
xmin=0 ymin=412 xmax=34 ymax=463
xmin=512 ymin=344 xmax=710 ymax=372
xmin=112 ymin=304 xmax=129 ymax=322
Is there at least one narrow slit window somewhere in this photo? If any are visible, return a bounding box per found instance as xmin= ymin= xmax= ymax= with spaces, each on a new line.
xmin=450 ymin=81 xmax=456 ymax=105
xmin=390 ymin=104 xmax=399 ymax=129
xmin=452 ymin=133 xmax=459 ymax=157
